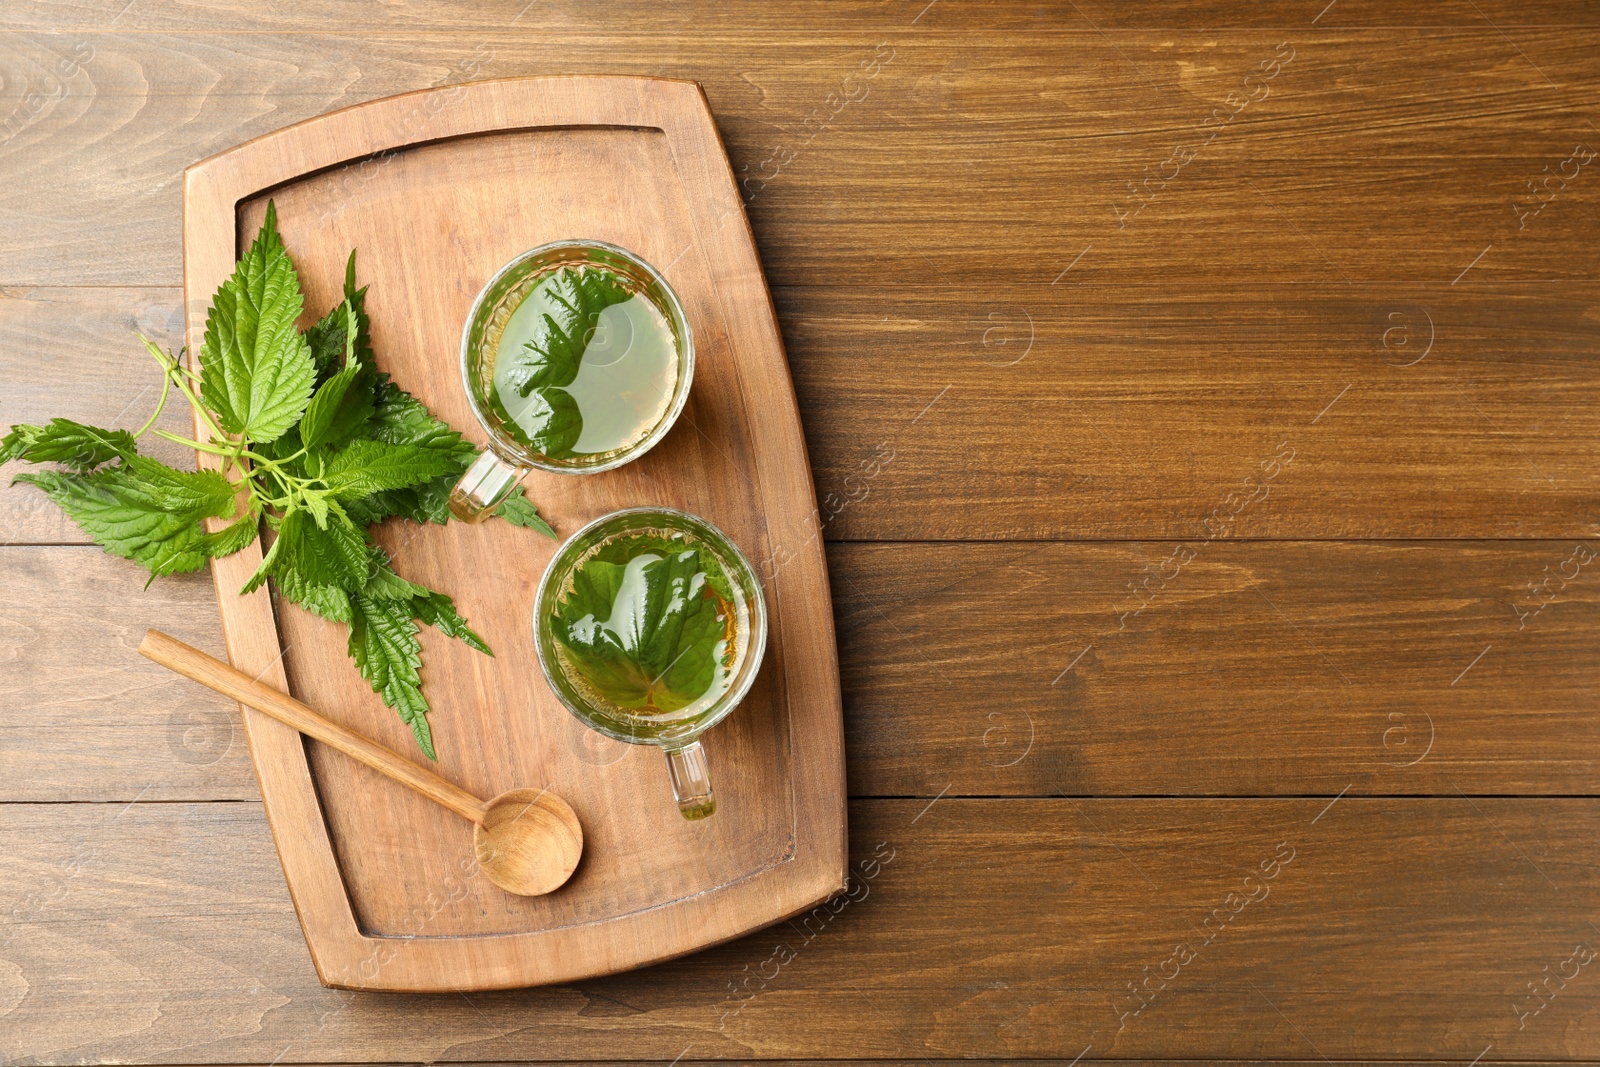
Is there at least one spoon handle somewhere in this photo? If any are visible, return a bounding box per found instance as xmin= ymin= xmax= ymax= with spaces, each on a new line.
xmin=140 ymin=629 xmax=488 ymax=825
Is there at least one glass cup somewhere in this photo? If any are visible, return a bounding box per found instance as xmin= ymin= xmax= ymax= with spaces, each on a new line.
xmin=448 ymin=239 xmax=696 ymax=522
xmin=533 ymin=507 xmax=768 ymax=819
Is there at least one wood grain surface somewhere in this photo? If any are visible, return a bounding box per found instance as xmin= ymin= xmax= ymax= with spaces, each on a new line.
xmin=4 ymin=30 xmax=1598 ymax=289
xmin=1 ymin=799 xmax=1597 ymax=1061
xmin=1 ymin=0 xmax=1597 ymax=1058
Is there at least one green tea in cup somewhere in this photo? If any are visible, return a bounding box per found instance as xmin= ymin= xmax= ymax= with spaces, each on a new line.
xmin=450 ymin=241 xmax=694 ymax=521
xmin=534 ymin=507 xmax=768 ymax=819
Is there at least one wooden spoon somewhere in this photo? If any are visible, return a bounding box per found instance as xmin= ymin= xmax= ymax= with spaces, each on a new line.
xmin=139 ymin=629 xmax=582 ymax=897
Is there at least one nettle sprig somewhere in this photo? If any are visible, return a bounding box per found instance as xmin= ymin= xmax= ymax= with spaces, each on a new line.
xmin=1 ymin=203 xmax=553 ymax=759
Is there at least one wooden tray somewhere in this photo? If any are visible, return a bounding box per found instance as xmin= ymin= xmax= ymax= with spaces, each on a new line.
xmin=181 ymin=76 xmax=847 ymax=992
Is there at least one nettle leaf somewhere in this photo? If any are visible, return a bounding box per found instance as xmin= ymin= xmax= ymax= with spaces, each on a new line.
xmin=298 ymin=301 xmax=364 ymax=451
xmin=493 ymin=490 xmax=557 ymax=538
xmin=274 ymin=563 xmax=353 ymax=623
xmin=301 ymin=488 xmax=332 ymax=529
xmin=348 ymin=592 xmax=434 ymax=760
xmin=198 ymin=201 xmax=316 ymax=443
xmin=501 ymin=267 xmax=631 ymax=395
xmin=239 ymin=513 xmax=289 ymax=596
xmin=120 ymin=454 xmax=240 ymax=515
xmin=250 ymin=503 xmax=363 ymax=623
xmin=305 ymin=307 xmax=348 ymax=385
xmin=363 ymin=560 xmax=430 ymax=602
xmin=200 ymin=512 xmax=262 ymax=559
xmin=494 ymin=266 xmax=633 ymax=459
xmin=323 ymin=438 xmax=463 ymax=501
xmin=0 ymin=426 xmax=32 ymax=466
xmin=302 ymin=261 xmax=378 ymax=449
xmin=412 ymin=478 xmax=458 ymax=524
xmin=550 ymin=538 xmax=733 ymax=713
xmin=342 ymin=377 xmax=536 ymax=528
xmin=412 ymin=591 xmax=490 ymax=655
xmin=306 ymin=251 xmax=377 ymax=384
xmin=361 ymin=548 xmax=488 ymax=653
xmin=343 ymin=550 xmax=491 ymax=757
xmin=589 ymin=532 xmax=735 ymax=602
xmin=280 ymin=503 xmax=370 ymax=588
xmin=366 ymin=376 xmax=474 ymax=456
xmin=343 ymin=487 xmax=428 ymax=527
xmin=494 ymin=386 xmax=582 ymax=458
xmin=15 ymin=463 xmax=236 ymax=579
xmin=0 ymin=418 xmax=136 ymax=471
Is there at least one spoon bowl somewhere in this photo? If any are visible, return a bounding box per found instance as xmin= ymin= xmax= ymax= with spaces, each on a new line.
xmin=475 ymin=788 xmax=584 ymax=896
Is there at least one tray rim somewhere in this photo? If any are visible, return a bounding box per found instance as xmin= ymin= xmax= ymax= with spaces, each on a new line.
xmin=181 ymin=74 xmax=847 ymax=992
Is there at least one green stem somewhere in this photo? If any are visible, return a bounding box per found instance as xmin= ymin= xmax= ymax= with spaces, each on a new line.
xmin=256 ymin=467 xmax=298 ymax=503
xmin=239 ymin=448 xmax=305 ymax=475
xmin=132 ymin=363 xmax=173 ymax=439
xmin=173 ymin=352 xmax=203 ymax=386
xmin=152 ymin=429 xmax=232 ymax=456
xmin=254 ymin=489 xmax=294 ymax=510
xmin=137 ymin=333 xmax=228 ymax=445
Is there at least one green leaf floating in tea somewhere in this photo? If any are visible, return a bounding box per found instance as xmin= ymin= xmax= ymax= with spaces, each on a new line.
xmin=496 ymin=267 xmax=632 ymax=457
xmin=551 ymin=534 xmax=739 ymax=713
xmin=504 ymin=268 xmax=632 ymax=393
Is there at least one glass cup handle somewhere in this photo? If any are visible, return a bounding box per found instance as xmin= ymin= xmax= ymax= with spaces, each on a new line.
xmin=448 ymin=451 xmax=530 ymax=524
xmin=664 ymin=740 xmax=716 ymax=820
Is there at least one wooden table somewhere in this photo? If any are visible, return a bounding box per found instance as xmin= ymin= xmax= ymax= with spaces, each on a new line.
xmin=2 ymin=1 xmax=1597 ymax=1061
